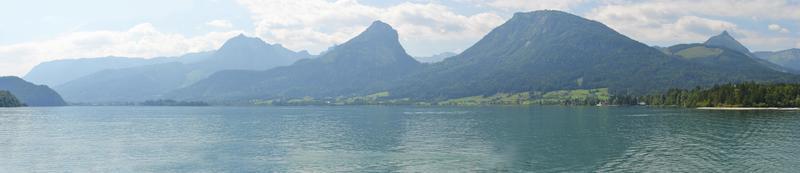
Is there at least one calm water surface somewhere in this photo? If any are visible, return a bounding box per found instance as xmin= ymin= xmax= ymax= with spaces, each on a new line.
xmin=1 ymin=106 xmax=799 ymax=172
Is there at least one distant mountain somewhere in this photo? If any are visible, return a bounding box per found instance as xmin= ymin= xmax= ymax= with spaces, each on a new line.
xmin=755 ymin=49 xmax=800 ymax=71
xmin=415 ymin=52 xmax=457 ymax=63
xmin=0 ymin=90 xmax=25 ymax=107
xmin=704 ymin=31 xmax=753 ymax=56
xmin=0 ymin=76 xmax=66 ymax=106
xmin=54 ymin=34 xmax=311 ymax=103
xmin=664 ymin=32 xmax=793 ymax=73
xmin=194 ymin=34 xmax=309 ymax=72
xmin=169 ymin=21 xmax=422 ymax=100
xmin=388 ymin=11 xmax=798 ymax=99
xmin=23 ymin=52 xmax=214 ymax=87
xmin=664 ymin=43 xmax=793 ymax=74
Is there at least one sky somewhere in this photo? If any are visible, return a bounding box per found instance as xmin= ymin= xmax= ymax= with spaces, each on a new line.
xmin=1 ymin=0 xmax=799 ymax=76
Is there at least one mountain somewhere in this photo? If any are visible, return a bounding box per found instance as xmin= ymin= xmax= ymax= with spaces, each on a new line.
xmin=193 ymin=34 xmax=309 ymax=72
xmin=755 ymin=49 xmax=800 ymax=71
xmin=664 ymin=43 xmax=793 ymax=74
xmin=415 ymin=52 xmax=457 ymax=63
xmin=703 ymin=31 xmax=753 ymax=56
xmin=388 ymin=10 xmax=798 ymax=99
xmin=23 ymin=52 xmax=214 ymax=87
xmin=663 ymin=32 xmax=794 ymax=74
xmin=0 ymin=76 xmax=66 ymax=106
xmin=54 ymin=34 xmax=311 ymax=103
xmin=0 ymin=90 xmax=25 ymax=107
xmin=169 ymin=21 xmax=422 ymax=101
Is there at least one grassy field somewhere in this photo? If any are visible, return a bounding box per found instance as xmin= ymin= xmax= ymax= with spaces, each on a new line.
xmin=675 ymin=46 xmax=723 ymax=59
xmin=438 ymin=88 xmax=610 ymax=106
xmin=248 ymin=88 xmax=612 ymax=106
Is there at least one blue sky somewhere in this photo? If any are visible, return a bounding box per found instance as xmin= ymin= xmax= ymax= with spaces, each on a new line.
xmin=1 ymin=0 xmax=799 ymax=76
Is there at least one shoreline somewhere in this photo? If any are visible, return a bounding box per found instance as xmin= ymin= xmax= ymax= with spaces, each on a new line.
xmin=697 ymin=107 xmax=800 ymax=111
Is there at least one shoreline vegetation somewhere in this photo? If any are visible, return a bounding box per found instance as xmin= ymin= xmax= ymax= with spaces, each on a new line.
xmin=0 ymin=90 xmax=25 ymax=107
xmin=241 ymin=83 xmax=800 ymax=109
xmin=61 ymin=83 xmax=800 ymax=110
xmin=634 ymin=82 xmax=800 ymax=108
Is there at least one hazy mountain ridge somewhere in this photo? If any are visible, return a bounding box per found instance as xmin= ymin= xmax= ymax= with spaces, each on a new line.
xmin=0 ymin=76 xmax=66 ymax=106
xmin=23 ymin=52 xmax=215 ymax=87
xmin=415 ymin=52 xmax=457 ymax=63
xmin=755 ymin=48 xmax=800 ymax=71
xmin=53 ymin=34 xmax=312 ymax=103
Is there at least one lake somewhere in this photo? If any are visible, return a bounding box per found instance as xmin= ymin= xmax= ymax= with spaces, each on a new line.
xmin=1 ymin=106 xmax=799 ymax=172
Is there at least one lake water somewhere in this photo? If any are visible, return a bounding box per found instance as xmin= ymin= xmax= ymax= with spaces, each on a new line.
xmin=1 ymin=106 xmax=799 ymax=172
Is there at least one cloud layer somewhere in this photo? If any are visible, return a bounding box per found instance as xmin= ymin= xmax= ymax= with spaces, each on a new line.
xmin=0 ymin=23 xmax=242 ymax=76
xmin=584 ymin=0 xmax=800 ymax=50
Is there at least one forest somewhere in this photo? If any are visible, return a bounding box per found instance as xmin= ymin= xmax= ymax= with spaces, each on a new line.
xmin=611 ymin=82 xmax=800 ymax=107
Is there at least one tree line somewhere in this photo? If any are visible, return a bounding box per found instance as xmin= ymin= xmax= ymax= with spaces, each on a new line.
xmin=610 ymin=82 xmax=800 ymax=107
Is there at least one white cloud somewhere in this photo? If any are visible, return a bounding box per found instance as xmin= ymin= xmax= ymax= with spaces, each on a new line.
xmin=235 ymin=0 xmax=504 ymax=55
xmin=206 ymin=20 xmax=234 ymax=29
xmin=586 ymin=0 xmax=800 ymax=50
xmin=592 ymin=0 xmax=800 ymax=21
xmin=768 ymin=24 xmax=790 ymax=33
xmin=0 ymin=23 xmax=243 ymax=76
xmin=487 ymin=0 xmax=585 ymax=11
xmin=588 ymin=8 xmax=738 ymax=44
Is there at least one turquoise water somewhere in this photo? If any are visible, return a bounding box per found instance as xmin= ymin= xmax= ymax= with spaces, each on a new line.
xmin=1 ymin=106 xmax=799 ymax=172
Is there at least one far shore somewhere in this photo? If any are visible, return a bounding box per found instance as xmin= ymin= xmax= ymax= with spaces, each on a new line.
xmin=697 ymin=107 xmax=800 ymax=111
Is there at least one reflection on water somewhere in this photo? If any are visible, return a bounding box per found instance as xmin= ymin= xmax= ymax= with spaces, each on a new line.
xmin=0 ymin=106 xmax=798 ymax=172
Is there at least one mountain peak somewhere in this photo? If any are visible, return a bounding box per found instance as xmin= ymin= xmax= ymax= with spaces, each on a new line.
xmin=218 ymin=34 xmax=270 ymax=53
xmin=368 ymin=20 xmax=392 ymax=30
xmin=512 ymin=10 xmax=574 ymax=18
xmin=315 ymin=20 xmax=417 ymax=66
xmin=704 ymin=31 xmax=751 ymax=55
xmin=348 ymin=20 xmax=399 ymax=44
xmin=458 ymin=9 xmax=635 ymax=60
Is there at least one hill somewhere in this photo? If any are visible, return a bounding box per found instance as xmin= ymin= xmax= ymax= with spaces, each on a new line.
xmin=415 ymin=52 xmax=457 ymax=63
xmin=0 ymin=76 xmax=66 ymax=106
xmin=0 ymin=90 xmax=25 ymax=107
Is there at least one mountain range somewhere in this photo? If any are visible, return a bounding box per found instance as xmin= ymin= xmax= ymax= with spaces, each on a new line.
xmin=18 ymin=10 xmax=800 ymax=104
xmin=415 ymin=52 xmax=457 ymax=63
xmin=45 ymin=34 xmax=311 ymax=103
xmin=388 ymin=11 xmax=797 ymax=99
xmin=755 ymin=49 xmax=800 ymax=71
xmin=24 ymin=52 xmax=214 ymax=87
xmin=168 ymin=21 xmax=422 ymax=101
